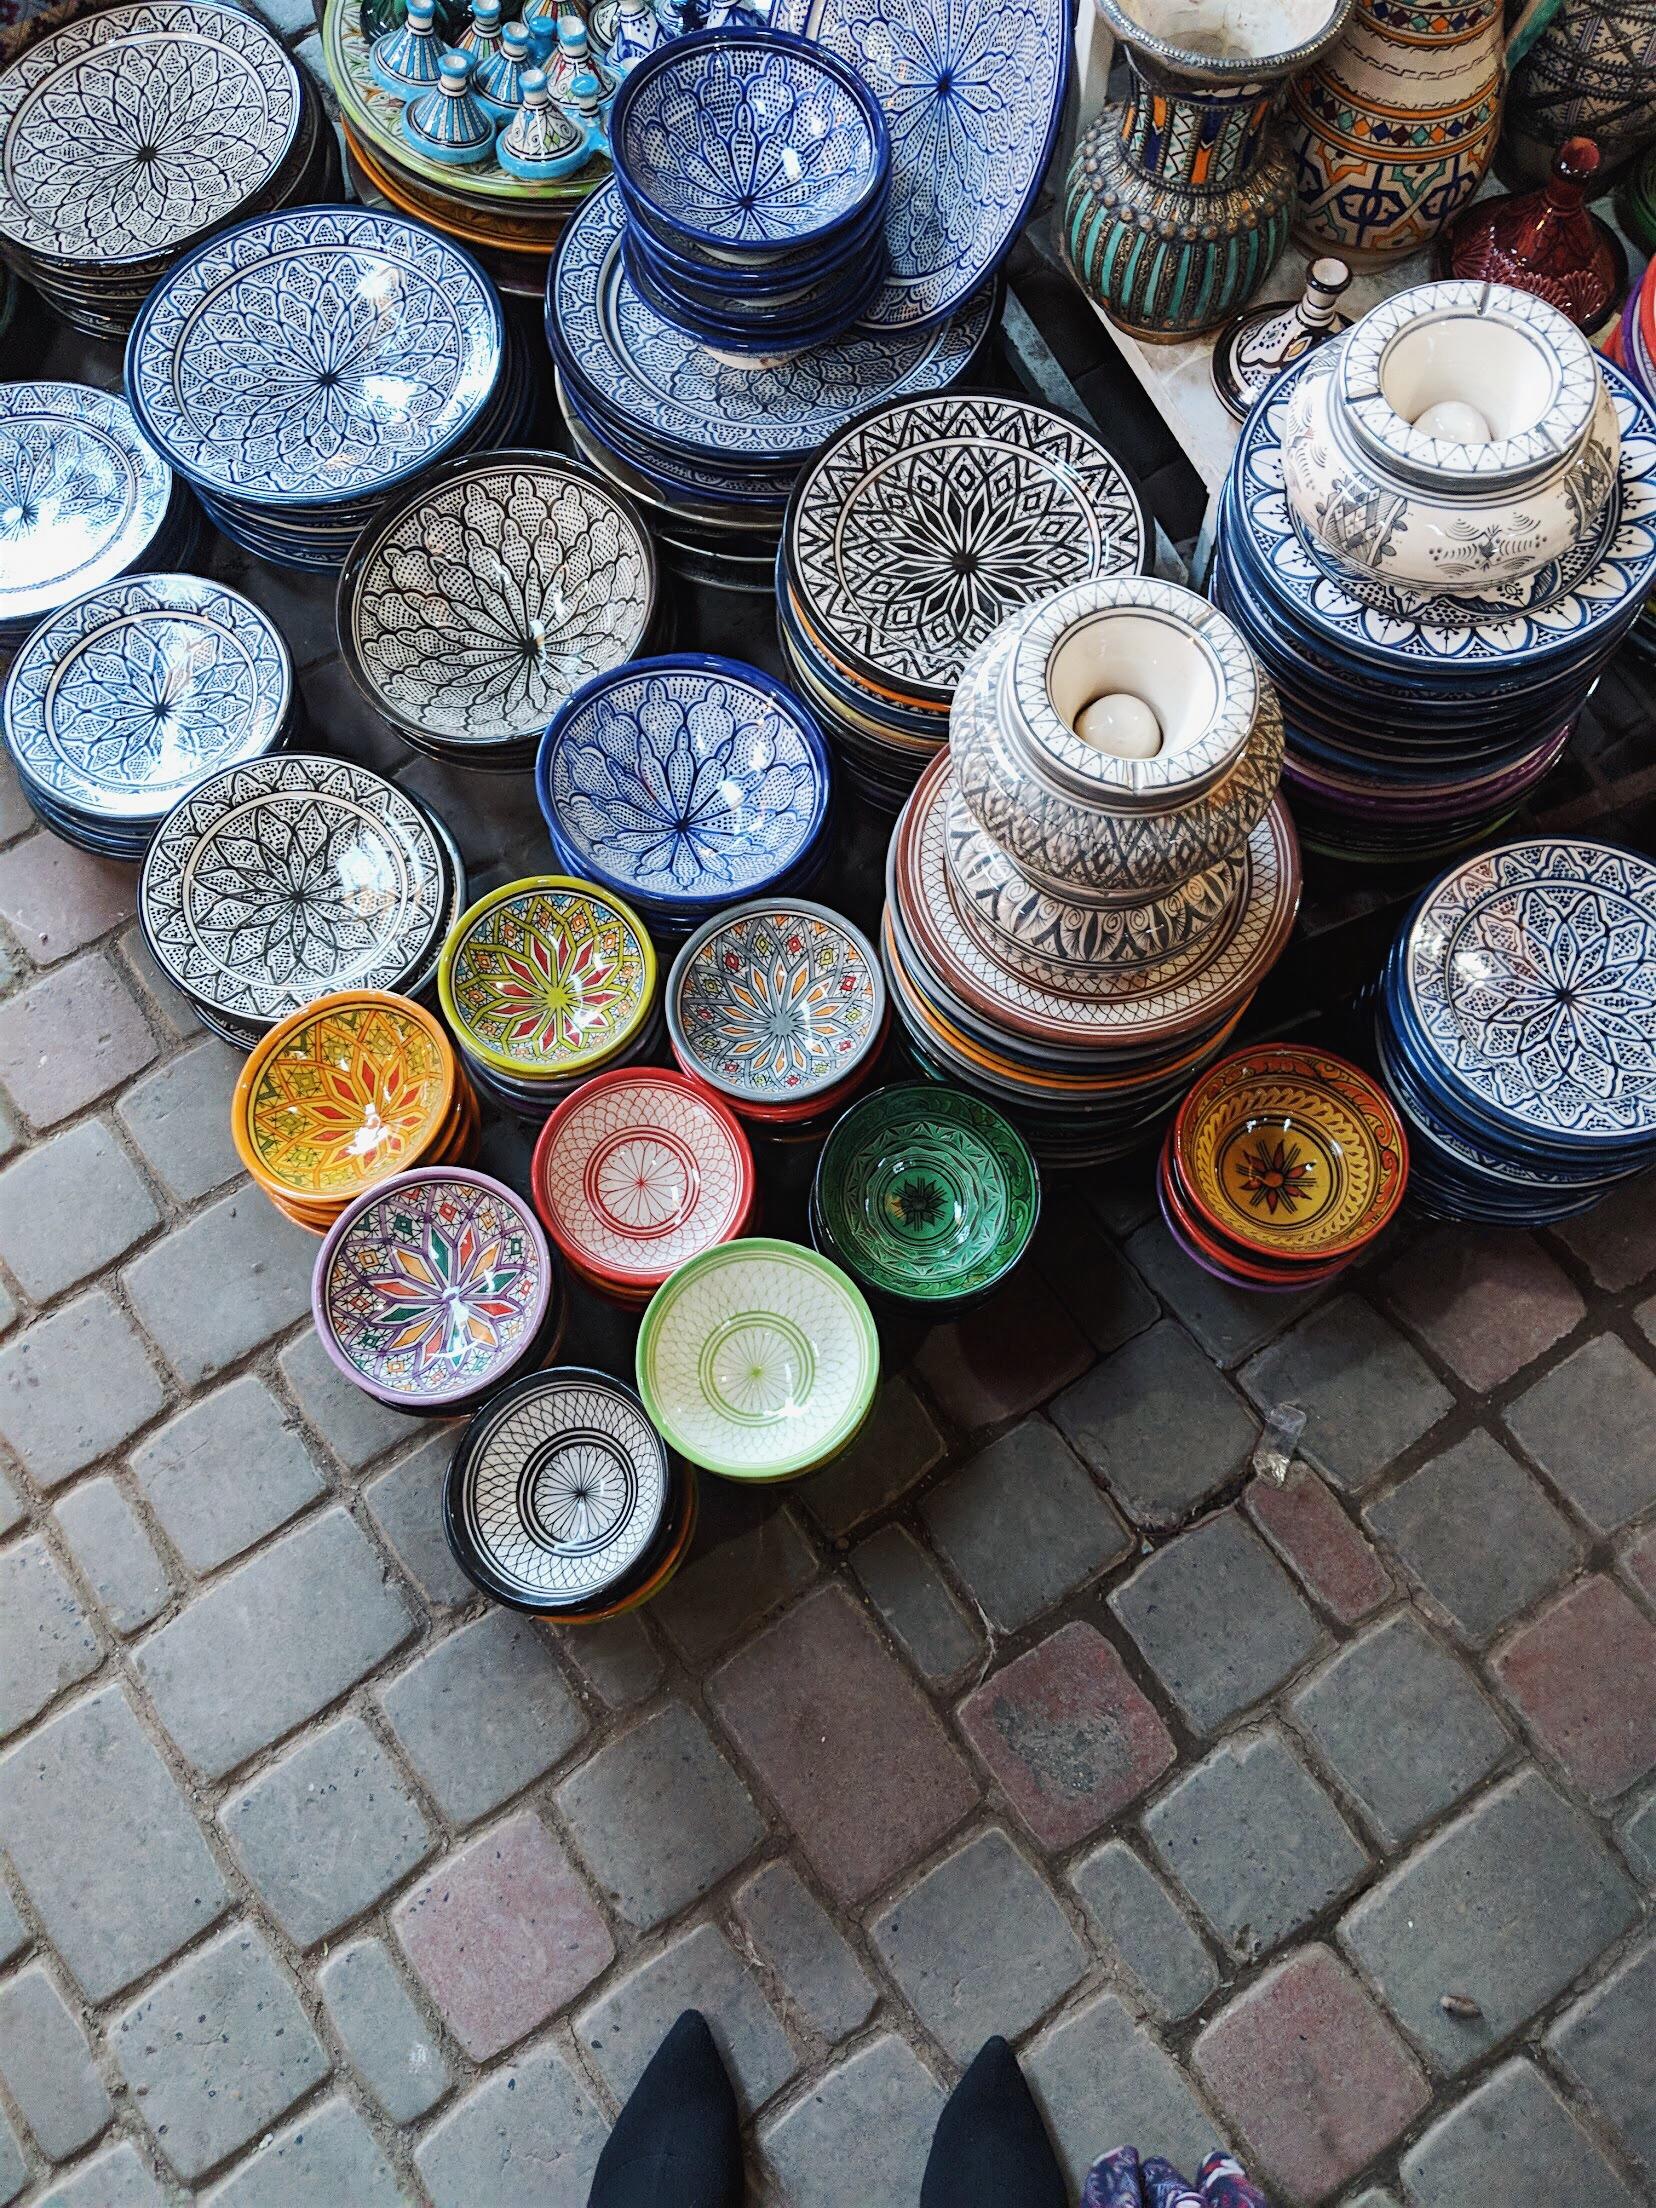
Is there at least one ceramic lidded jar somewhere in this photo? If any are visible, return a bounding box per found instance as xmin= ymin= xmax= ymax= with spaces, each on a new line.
xmin=1280 ymin=280 xmax=1622 ymax=596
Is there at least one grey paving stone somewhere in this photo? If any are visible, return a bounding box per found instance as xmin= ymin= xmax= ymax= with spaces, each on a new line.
xmin=1030 ymin=1203 xmax=1160 ymax=1355
xmin=0 ymin=761 xmax=30 ymax=847
xmin=1340 ymin=1769 xmax=1638 ymax=2074
xmin=53 ymin=1478 xmax=171 ymax=1635
xmin=0 ymin=1884 xmax=25 ymax=1967
xmin=0 ymin=835 xmax=130 ymax=963
xmin=578 ymin=1921 xmax=797 ymax=2114
xmin=0 ymin=1963 xmax=111 ymax=2159
xmin=921 ymin=1418 xmax=1131 ymax=1633
xmin=869 ymin=1829 xmax=1088 ymax=2062
xmin=364 ymin=1433 xmax=475 ymax=1609
xmin=122 ymin=1192 xmax=314 ymax=1388
xmin=36 ymin=2142 xmax=166 ymax=2208
xmin=1399 ymin=2058 xmax=1642 ymax=2208
xmin=556 ymin=1700 xmax=762 ymax=1929
xmin=317 ymin=1936 xmax=451 ymax=2125
xmin=111 ymin=1924 xmax=329 ymax=2182
xmin=0 ymin=2116 xmax=21 ymax=2208
xmin=1126 ymin=1216 xmax=1326 ymax=1367
xmin=653 ymin=1504 xmax=817 ymax=1663
xmin=0 ymin=1535 xmax=100 ymax=1740
xmin=1146 ymin=1725 xmax=1369 ymax=1961
xmin=1363 ymin=1432 xmax=1584 ymax=1645
xmin=0 ymin=1684 xmax=228 ymax=2000
xmin=278 ymin=1330 xmax=410 ymax=1471
xmin=852 ymin=1524 xmax=980 ymax=1682
xmin=0 ymin=1291 xmax=165 ymax=1488
xmin=116 ymin=1039 xmax=244 ymax=1203
xmin=0 ymin=952 xmax=156 ymax=1127
xmin=552 ymin=1612 xmax=663 ymax=1708
xmin=0 ymin=1121 xmax=157 ymax=1301
xmin=137 ymin=1506 xmax=416 ymax=1779
xmin=759 ymin=2034 xmax=945 ymax=2208
xmin=1552 ymin=1173 xmax=1656 ymax=1292
xmin=0 ymin=1472 xmax=21 ymax=1537
xmin=113 ymin=922 xmax=199 ymax=1040
xmin=1290 ymin=1612 xmax=1512 ymax=1847
xmin=376 ymin=1610 xmax=585 ymax=1824
xmin=129 ymin=1376 xmax=326 ymax=1573
xmin=1544 ymin=1936 xmax=1656 ymax=2177
xmin=734 ymin=1860 xmax=877 ymax=2043
xmin=245 ymin=0 xmax=318 ymax=38
xmin=220 ymin=1715 xmax=435 ymax=1946
xmin=1619 ymin=1785 xmax=1656 ymax=1880
xmin=1025 ymin=1992 xmax=1223 ymax=2192
xmin=1502 ymin=1333 xmax=1656 ymax=1536
xmin=797 ymin=1377 xmax=947 ymax=1538
xmin=1053 ymin=1320 xmax=1259 ymax=1530
xmin=1344 ymin=2194 xmax=1402 ymax=2208
xmin=1109 ymin=1509 xmax=1324 ymax=1732
xmin=1071 ymin=1839 xmax=1219 ymax=2024
xmin=203 ymin=2098 xmax=401 ymax=2207
xmin=1241 ymin=1298 xmax=1455 ymax=1495
xmin=415 ymin=2040 xmax=607 ymax=2208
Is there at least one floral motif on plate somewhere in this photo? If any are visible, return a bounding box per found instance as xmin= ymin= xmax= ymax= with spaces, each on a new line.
xmin=536 ymin=1074 xmax=750 ymax=1279
xmin=671 ymin=902 xmax=884 ymax=1100
xmin=245 ymin=998 xmax=451 ymax=1199
xmin=441 ymin=881 xmax=654 ymax=1076
xmin=0 ymin=384 xmax=173 ymax=626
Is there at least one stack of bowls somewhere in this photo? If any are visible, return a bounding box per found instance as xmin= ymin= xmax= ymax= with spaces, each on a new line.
xmin=1161 ymin=1045 xmax=1408 ymax=1294
xmin=537 ymin=656 xmax=832 ymax=935
xmin=666 ymin=899 xmax=890 ymax=1140
xmin=126 ymin=206 xmax=527 ymax=572
xmin=811 ymin=1083 xmax=1040 ymax=1314
xmin=313 ymin=1166 xmax=566 ymax=1418
xmin=138 ymin=754 xmax=465 ymax=1050
xmin=885 ymin=578 xmax=1301 ymax=1169
xmin=780 ymin=391 xmax=1148 ymax=805
xmin=0 ymin=2 xmax=337 ymax=342
xmin=608 ymin=30 xmax=890 ymax=352
xmin=3 ymin=575 xmax=297 ymax=860
xmin=1213 ymin=281 xmax=1656 ymax=863
xmin=1375 ymin=837 xmax=1656 ymax=1225
xmin=437 ymin=876 xmax=661 ymax=1117
xmin=636 ymin=1237 xmax=879 ymax=1481
xmin=530 ymin=1066 xmax=757 ymax=1304
xmin=232 ymin=991 xmax=479 ymax=1234
xmin=1609 ymin=258 xmax=1656 ymax=665
xmin=445 ymin=1368 xmax=699 ymax=1622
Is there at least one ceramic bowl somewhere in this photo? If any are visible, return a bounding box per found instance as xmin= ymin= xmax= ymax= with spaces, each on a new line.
xmin=636 ymin=1236 xmax=879 ymax=1480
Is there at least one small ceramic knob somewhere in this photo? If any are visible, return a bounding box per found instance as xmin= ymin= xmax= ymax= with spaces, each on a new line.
xmin=1413 ymin=398 xmax=1494 ymax=442
xmin=1076 ymin=693 xmax=1164 ymax=758
xmin=402 ymin=46 xmax=496 ymax=161
xmin=1301 ymin=258 xmax=1352 ymax=329
xmin=370 ymin=0 xmax=444 ymax=100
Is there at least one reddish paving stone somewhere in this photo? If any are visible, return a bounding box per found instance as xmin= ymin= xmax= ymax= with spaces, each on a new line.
xmin=1192 ymin=1945 xmax=1430 ymax=2203
xmin=392 ymin=1810 xmax=613 ymax=2059
xmin=1622 ymin=1522 xmax=1656 ymax=1605
xmin=707 ymin=1584 xmax=979 ymax=1906
xmin=910 ymin=1269 xmax=1092 ymax=1434
xmin=1244 ymin=1470 xmax=1391 ymax=1626
xmin=1378 ymin=1228 xmax=1585 ymax=1392
xmin=0 ymin=837 xmax=132 ymax=965
xmin=957 ymin=1621 xmax=1176 ymax=1849
xmin=1491 ymin=1576 xmax=1656 ymax=1804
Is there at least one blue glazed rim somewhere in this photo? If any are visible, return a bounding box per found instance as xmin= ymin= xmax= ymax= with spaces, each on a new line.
xmin=537 ymin=650 xmax=833 ymax=914
xmin=609 ymin=28 xmax=890 ymax=260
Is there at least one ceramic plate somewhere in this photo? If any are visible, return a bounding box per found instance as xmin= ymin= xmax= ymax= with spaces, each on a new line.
xmin=636 ymin=1236 xmax=878 ymax=1478
xmin=139 ymin=753 xmax=448 ymax=1022
xmin=668 ymin=899 xmax=885 ymax=1104
xmin=438 ymin=876 xmax=656 ymax=1079
xmin=0 ymin=384 xmax=174 ymax=630
xmin=127 ymin=206 xmax=503 ymax=505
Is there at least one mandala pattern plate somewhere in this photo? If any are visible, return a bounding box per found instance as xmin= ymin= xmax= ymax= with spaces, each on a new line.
xmin=3 ymin=575 xmax=291 ymax=820
xmin=0 ymin=2 xmax=300 ymax=267
xmin=636 ymin=1237 xmax=879 ymax=1478
xmin=438 ymin=877 xmax=656 ymax=1079
xmin=139 ymin=754 xmax=448 ymax=1022
xmin=668 ymin=900 xmax=885 ymax=1102
xmin=127 ymin=207 xmax=503 ymax=504
xmin=0 ymin=384 xmax=174 ymax=629
xmin=446 ymin=1368 xmax=669 ymax=1608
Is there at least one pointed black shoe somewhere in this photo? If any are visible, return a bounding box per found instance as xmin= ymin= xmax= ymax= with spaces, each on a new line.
xmin=921 ymin=2036 xmax=1068 ymax=2208
xmin=587 ymin=2009 xmax=745 ymax=2208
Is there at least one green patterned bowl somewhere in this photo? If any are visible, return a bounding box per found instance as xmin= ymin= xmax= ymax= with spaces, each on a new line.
xmin=812 ymin=1083 xmax=1040 ymax=1308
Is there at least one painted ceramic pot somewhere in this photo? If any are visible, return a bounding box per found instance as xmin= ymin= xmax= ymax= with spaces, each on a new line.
xmin=1434 ymin=139 xmax=1628 ymax=341
xmin=1286 ymin=0 xmax=1504 ymax=263
xmin=1505 ymin=0 xmax=1656 ymax=184
xmin=1280 ymin=282 xmax=1621 ymax=597
xmin=1064 ymin=0 xmax=1353 ymax=342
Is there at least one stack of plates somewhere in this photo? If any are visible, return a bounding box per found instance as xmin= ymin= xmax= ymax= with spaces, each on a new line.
xmin=445 ymin=1368 xmax=699 ymax=1621
xmin=0 ymin=384 xmax=196 ymax=663
xmin=137 ymin=753 xmax=466 ymax=1049
xmin=437 ymin=876 xmax=662 ymax=1118
xmin=811 ymin=1082 xmax=1040 ymax=1313
xmin=537 ymin=655 xmax=832 ymax=934
xmin=1618 ymin=142 xmax=1656 ymax=257
xmin=0 ymin=2 xmax=338 ymax=341
xmin=779 ymin=391 xmax=1148 ymax=805
xmin=1160 ymin=1045 xmax=1408 ymax=1294
xmin=530 ymin=1066 xmax=757 ymax=1305
xmin=1375 ymin=837 xmax=1656 ymax=1225
xmin=313 ymin=1167 xmax=566 ymax=1419
xmin=126 ymin=206 xmax=527 ymax=572
xmin=232 ymin=991 xmax=479 ymax=1234
xmin=337 ymin=451 xmax=661 ymax=771
xmin=1212 ymin=350 xmax=1656 ymax=862
xmin=3 ymin=575 xmax=297 ymax=859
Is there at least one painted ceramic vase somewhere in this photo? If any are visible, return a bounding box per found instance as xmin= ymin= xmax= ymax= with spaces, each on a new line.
xmin=1434 ymin=136 xmax=1627 ymax=337
xmin=1064 ymin=0 xmax=1354 ymax=342
xmin=1286 ymin=0 xmax=1504 ymax=262
xmin=474 ymin=20 xmax=533 ymax=118
xmin=1505 ymin=0 xmax=1656 ymax=184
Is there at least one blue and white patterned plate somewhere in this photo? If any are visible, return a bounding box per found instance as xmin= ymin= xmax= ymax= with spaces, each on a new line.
xmin=0 ymin=383 xmax=175 ymax=634
xmin=126 ymin=206 xmax=504 ymax=506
